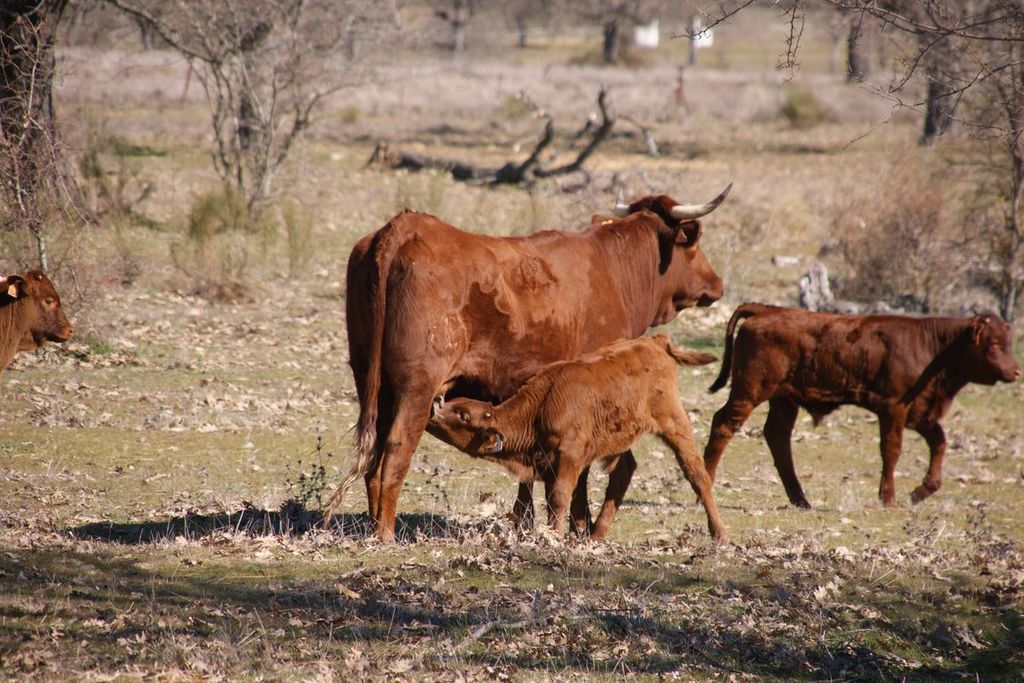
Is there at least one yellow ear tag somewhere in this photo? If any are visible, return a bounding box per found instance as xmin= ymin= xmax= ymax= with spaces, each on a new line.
xmin=7 ymin=285 xmax=17 ymax=298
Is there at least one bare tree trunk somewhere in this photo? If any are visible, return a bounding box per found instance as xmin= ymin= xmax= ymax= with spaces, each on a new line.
xmin=921 ymin=80 xmax=956 ymax=144
xmin=1002 ymin=143 xmax=1024 ymax=321
xmin=602 ymin=19 xmax=619 ymax=65
xmin=0 ymin=0 xmax=69 ymax=269
xmin=846 ymin=19 xmax=870 ymax=82
xmin=920 ymin=41 xmax=959 ymax=145
xmin=452 ymin=18 xmax=466 ymax=53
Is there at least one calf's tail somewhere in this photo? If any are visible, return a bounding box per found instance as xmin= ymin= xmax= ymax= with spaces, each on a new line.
xmin=651 ymin=333 xmax=717 ymax=367
xmin=708 ymin=303 xmax=775 ymax=393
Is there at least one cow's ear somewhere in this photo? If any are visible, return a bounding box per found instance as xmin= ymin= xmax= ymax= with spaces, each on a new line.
xmin=1 ymin=275 xmax=25 ymax=299
xmin=675 ymin=219 xmax=702 ymax=247
xmin=971 ymin=315 xmax=991 ymax=346
xmin=655 ymin=224 xmax=677 ymax=273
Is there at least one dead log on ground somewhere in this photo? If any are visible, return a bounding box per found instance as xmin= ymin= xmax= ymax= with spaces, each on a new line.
xmin=367 ymin=88 xmax=614 ymax=186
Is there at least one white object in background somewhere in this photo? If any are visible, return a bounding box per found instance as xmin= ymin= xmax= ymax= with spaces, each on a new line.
xmin=691 ymin=17 xmax=714 ymax=49
xmin=634 ymin=19 xmax=659 ymax=49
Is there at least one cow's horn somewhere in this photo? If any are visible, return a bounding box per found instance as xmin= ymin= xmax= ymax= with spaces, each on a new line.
xmin=612 ymin=191 xmax=630 ymax=217
xmin=670 ymin=183 xmax=733 ymax=220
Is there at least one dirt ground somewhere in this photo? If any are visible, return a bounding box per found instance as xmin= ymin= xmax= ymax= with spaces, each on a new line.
xmin=2 ymin=9 xmax=1024 ymax=681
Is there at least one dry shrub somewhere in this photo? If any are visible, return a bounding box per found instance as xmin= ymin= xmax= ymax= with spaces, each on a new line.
xmin=171 ymin=189 xmax=271 ymax=301
xmin=780 ymin=86 xmax=829 ymax=129
xmin=282 ymin=199 xmax=315 ymax=279
xmin=831 ymin=162 xmax=964 ymax=312
xmin=394 ymin=172 xmax=447 ymax=215
xmin=78 ymin=122 xmax=159 ymax=228
xmin=507 ymin=189 xmax=551 ymax=236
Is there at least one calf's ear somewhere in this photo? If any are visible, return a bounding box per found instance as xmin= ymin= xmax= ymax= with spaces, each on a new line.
xmin=1 ymin=275 xmax=26 ymax=299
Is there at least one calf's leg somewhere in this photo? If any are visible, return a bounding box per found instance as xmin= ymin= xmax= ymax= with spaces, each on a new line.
xmin=514 ymin=473 xmax=593 ymax=533
xmin=662 ymin=420 xmax=728 ymax=544
xmin=569 ymin=466 xmax=594 ymax=536
xmin=911 ymin=423 xmax=946 ymax=504
xmin=545 ymin=453 xmax=585 ymax=537
xmin=877 ymin=412 xmax=906 ymax=506
xmin=511 ymin=483 xmax=535 ymax=529
xmin=590 ymin=450 xmax=638 ymax=540
xmin=764 ymin=398 xmax=810 ymax=508
xmin=703 ymin=398 xmax=756 ymax=484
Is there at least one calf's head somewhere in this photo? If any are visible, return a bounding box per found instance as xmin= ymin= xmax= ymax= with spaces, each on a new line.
xmin=613 ymin=186 xmax=729 ymax=325
xmin=429 ymin=396 xmax=505 ymax=455
xmin=963 ymin=313 xmax=1020 ymax=384
xmin=1 ymin=270 xmax=73 ymax=348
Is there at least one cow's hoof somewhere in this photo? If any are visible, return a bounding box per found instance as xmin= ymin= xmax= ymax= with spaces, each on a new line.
xmin=793 ymin=499 xmax=812 ymax=509
xmin=910 ymin=487 xmax=934 ymax=504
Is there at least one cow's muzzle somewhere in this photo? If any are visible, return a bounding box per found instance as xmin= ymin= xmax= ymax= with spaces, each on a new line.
xmin=484 ymin=431 xmax=505 ymax=454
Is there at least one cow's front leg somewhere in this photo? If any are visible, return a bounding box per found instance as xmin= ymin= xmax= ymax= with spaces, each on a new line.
xmin=877 ymin=411 xmax=907 ymax=506
xmin=911 ymin=422 xmax=946 ymax=504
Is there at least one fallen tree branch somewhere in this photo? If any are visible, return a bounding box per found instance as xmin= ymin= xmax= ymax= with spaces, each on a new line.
xmin=367 ymin=88 xmax=615 ymax=186
xmin=620 ymin=114 xmax=659 ymax=158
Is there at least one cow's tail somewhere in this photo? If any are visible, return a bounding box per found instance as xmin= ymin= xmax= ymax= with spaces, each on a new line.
xmin=708 ymin=303 xmax=774 ymax=393
xmin=324 ymin=216 xmax=412 ymax=520
xmin=652 ymin=333 xmax=717 ymax=367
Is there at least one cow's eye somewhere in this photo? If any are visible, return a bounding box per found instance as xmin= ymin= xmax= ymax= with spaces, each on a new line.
xmin=44 ymin=297 xmax=55 ymax=305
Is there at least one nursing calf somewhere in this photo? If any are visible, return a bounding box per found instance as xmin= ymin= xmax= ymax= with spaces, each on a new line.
xmin=429 ymin=334 xmax=727 ymax=543
xmin=705 ymin=304 xmax=1021 ymax=507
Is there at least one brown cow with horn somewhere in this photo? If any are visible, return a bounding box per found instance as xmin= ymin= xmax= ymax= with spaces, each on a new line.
xmin=328 ymin=186 xmax=731 ymax=541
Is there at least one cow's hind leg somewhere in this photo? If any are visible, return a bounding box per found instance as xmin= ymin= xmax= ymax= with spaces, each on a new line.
xmin=590 ymin=450 xmax=637 ymax=540
xmin=703 ymin=398 xmax=756 ymax=485
xmin=910 ymin=423 xmax=946 ymax=504
xmin=368 ymin=388 xmax=436 ymax=541
xmin=764 ymin=398 xmax=809 ymax=508
xmin=662 ymin=420 xmax=728 ymax=544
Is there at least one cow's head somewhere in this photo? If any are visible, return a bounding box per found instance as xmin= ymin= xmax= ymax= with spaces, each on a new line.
xmin=429 ymin=396 xmax=505 ymax=455
xmin=963 ymin=312 xmax=1020 ymax=384
xmin=1 ymin=270 xmax=73 ymax=348
xmin=613 ymin=185 xmax=729 ymax=326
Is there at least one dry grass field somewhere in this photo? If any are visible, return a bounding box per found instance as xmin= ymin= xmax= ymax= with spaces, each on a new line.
xmin=1 ymin=8 xmax=1023 ymax=681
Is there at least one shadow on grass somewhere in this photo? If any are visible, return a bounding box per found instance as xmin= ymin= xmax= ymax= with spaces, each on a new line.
xmin=67 ymin=504 xmax=474 ymax=545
